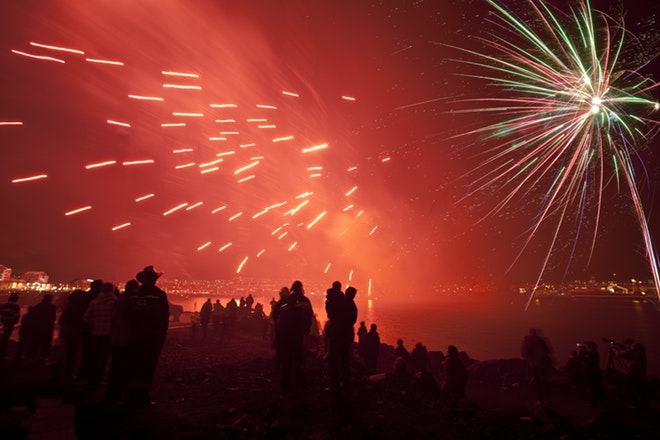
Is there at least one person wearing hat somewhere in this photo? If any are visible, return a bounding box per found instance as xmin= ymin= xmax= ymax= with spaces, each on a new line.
xmin=0 ymin=292 xmax=21 ymax=359
xmin=123 ymin=266 xmax=170 ymax=407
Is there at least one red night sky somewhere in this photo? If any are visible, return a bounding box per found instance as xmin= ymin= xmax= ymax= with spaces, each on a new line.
xmin=0 ymin=0 xmax=658 ymax=294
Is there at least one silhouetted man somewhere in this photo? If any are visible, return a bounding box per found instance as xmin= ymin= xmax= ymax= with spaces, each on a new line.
xmin=124 ymin=266 xmax=169 ymax=406
xmin=325 ymin=283 xmax=358 ymax=398
xmin=277 ymin=280 xmax=313 ymax=390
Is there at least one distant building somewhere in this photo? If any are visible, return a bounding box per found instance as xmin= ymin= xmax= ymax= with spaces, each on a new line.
xmin=23 ymin=271 xmax=49 ymax=284
xmin=0 ymin=265 xmax=11 ymax=281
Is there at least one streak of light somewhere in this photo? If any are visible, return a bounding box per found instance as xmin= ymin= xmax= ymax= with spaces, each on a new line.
xmin=278 ymin=232 xmax=288 ymax=240
xmin=256 ymin=104 xmax=277 ymax=109
xmin=11 ymin=49 xmax=65 ymax=63
xmin=228 ymin=212 xmax=243 ymax=221
xmin=85 ymin=58 xmax=124 ymax=66
xmin=339 ymin=228 xmax=348 ymax=236
xmin=347 ymin=166 xmax=358 ymax=171
xmin=272 ymin=136 xmax=294 ymax=142
xmin=197 ymin=242 xmax=211 ymax=251
xmin=258 ymin=125 xmax=276 ymax=129
xmin=12 ymin=174 xmax=47 ymax=183
xmin=247 ymin=118 xmax=267 ymax=122
xmin=288 ymin=242 xmax=297 ymax=251
xmin=302 ymin=144 xmax=328 ymax=153
xmin=234 ymin=161 xmax=260 ymax=175
xmin=220 ymin=131 xmax=239 ymax=135
xmin=356 ymin=210 xmax=364 ymax=218
xmin=163 ymin=84 xmax=201 ymax=90
xmin=306 ymin=211 xmax=327 ymax=229
xmin=0 ymin=121 xmax=23 ymax=126
xmin=240 ymin=143 xmax=255 ymax=148
xmin=324 ymin=263 xmax=331 ymax=273
xmin=186 ymin=202 xmax=203 ymax=211
xmin=200 ymin=167 xmax=219 ymax=174
xmin=349 ymin=270 xmax=354 ymax=281
xmin=219 ymin=243 xmax=233 ymax=252
xmin=236 ymin=256 xmax=248 ymax=274
xmin=162 ymin=71 xmax=199 ymax=78
xmin=107 ymin=120 xmax=130 ymax=127
xmin=237 ymin=175 xmax=255 ymax=183
xmin=257 ymin=249 xmax=265 ymax=257
xmin=307 ymin=166 xmax=323 ymax=171
xmin=287 ymin=200 xmax=309 ymax=215
xmin=343 ymin=204 xmax=354 ymax=211
xmin=211 ymin=205 xmax=227 ymax=214
xmin=30 ymin=42 xmax=83 ymax=54
xmin=216 ymin=151 xmax=236 ymax=157
xmin=272 ymin=226 xmax=283 ymax=235
xmin=345 ymin=186 xmax=358 ymax=196
xmin=175 ymin=162 xmax=195 ymax=169
xmin=200 ymin=158 xmax=223 ymax=167
xmin=309 ymin=173 xmax=321 ymax=178
xmin=122 ymin=160 xmax=154 ymax=166
xmin=296 ymin=192 xmax=313 ymax=199
xmin=173 ymin=149 xmax=193 ymax=153
xmin=161 ymin=123 xmax=186 ymax=127
xmin=163 ymin=203 xmax=188 ymax=216
xmin=172 ymin=112 xmax=203 ymax=117
xmin=250 ymin=156 xmax=264 ymax=160
xmin=85 ymin=161 xmax=116 ymax=169
xmin=128 ymin=95 xmax=163 ymax=101
xmin=135 ymin=194 xmax=154 ymax=202
xmin=215 ymin=119 xmax=236 ymax=123
xmin=381 ymin=157 xmax=391 ymax=163
xmin=111 ymin=222 xmax=131 ymax=231
xmin=252 ymin=209 xmax=269 ymax=219
xmin=65 ymin=206 xmax=92 ymax=216
xmin=209 ymin=103 xmax=237 ymax=108
xmin=341 ymin=96 xmax=356 ymax=101
xmin=368 ymin=279 xmax=372 ymax=297
xmin=369 ymin=226 xmax=378 ymax=235
xmin=209 ymin=137 xmax=227 ymax=141
xmin=282 ymin=91 xmax=299 ymax=97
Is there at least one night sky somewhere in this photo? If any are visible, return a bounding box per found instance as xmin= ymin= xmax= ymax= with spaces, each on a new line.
xmin=1 ymin=0 xmax=658 ymax=293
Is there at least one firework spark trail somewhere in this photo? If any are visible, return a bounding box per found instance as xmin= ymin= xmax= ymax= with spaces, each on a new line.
xmin=450 ymin=0 xmax=660 ymax=306
xmin=5 ymin=33 xmax=382 ymax=281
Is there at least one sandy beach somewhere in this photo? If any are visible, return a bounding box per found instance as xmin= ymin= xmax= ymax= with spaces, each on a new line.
xmin=1 ymin=319 xmax=659 ymax=439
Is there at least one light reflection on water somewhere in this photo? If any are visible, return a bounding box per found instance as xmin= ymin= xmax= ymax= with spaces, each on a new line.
xmin=170 ymin=293 xmax=660 ymax=376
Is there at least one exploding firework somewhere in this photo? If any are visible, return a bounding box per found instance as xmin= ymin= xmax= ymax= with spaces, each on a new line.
xmin=450 ymin=0 xmax=660 ymax=305
xmin=0 ymin=10 xmax=388 ymax=286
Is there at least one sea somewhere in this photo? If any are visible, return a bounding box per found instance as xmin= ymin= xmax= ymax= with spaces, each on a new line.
xmin=170 ymin=292 xmax=660 ymax=376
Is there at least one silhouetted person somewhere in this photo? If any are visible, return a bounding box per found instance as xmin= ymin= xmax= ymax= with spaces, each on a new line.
xmin=325 ymin=283 xmax=358 ymax=398
xmin=566 ymin=348 xmax=587 ymax=402
xmin=124 ymin=266 xmax=169 ymax=407
xmin=77 ymin=280 xmax=103 ymax=381
xmin=276 ymin=280 xmax=313 ymax=390
xmin=199 ymin=298 xmax=212 ymax=338
xmin=212 ymin=299 xmax=224 ymax=335
xmin=394 ymin=339 xmax=410 ymax=362
xmin=271 ymin=287 xmax=289 ymax=369
xmin=357 ymin=321 xmax=368 ymax=362
xmin=55 ymin=289 xmax=89 ymax=379
xmin=410 ymin=342 xmax=429 ymax=372
xmin=521 ymin=327 xmax=552 ymax=405
xmin=442 ymin=345 xmax=468 ymax=399
xmin=245 ymin=294 xmax=254 ymax=311
xmin=580 ymin=341 xmax=607 ymax=408
xmin=615 ymin=338 xmax=649 ymax=411
xmin=363 ymin=323 xmax=380 ymax=374
xmin=84 ymin=282 xmax=117 ymax=390
xmin=0 ymin=292 xmax=20 ymax=359
xmin=106 ymin=280 xmax=136 ymax=404
xmin=25 ymin=293 xmax=56 ymax=363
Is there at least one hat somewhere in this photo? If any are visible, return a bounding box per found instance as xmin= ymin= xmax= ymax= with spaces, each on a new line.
xmin=136 ymin=266 xmax=162 ymax=284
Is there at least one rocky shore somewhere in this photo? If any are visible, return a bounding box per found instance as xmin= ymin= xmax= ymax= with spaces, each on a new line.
xmin=1 ymin=321 xmax=659 ymax=439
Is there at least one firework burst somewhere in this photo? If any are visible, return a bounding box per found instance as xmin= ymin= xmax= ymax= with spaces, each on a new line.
xmin=450 ymin=0 xmax=660 ymax=306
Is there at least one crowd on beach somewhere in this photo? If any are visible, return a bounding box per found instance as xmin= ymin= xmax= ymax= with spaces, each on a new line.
xmin=0 ymin=270 xmax=656 ymax=418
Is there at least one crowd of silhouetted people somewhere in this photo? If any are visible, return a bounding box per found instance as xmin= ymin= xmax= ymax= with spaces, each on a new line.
xmin=1 ymin=280 xmax=655 ymax=414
